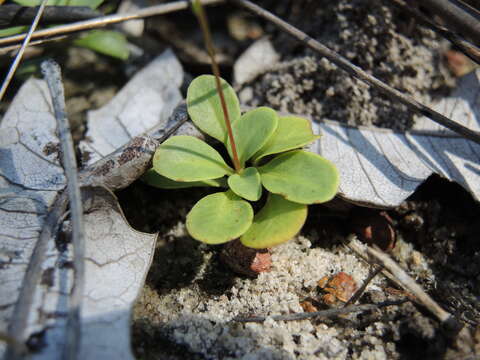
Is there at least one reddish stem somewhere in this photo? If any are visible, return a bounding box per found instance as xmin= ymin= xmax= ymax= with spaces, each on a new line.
xmin=193 ymin=1 xmax=242 ymax=173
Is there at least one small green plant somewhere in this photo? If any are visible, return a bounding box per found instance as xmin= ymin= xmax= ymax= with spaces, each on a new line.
xmin=144 ymin=74 xmax=339 ymax=249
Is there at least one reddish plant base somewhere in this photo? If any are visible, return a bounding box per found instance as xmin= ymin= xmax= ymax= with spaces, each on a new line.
xmin=220 ymin=240 xmax=271 ymax=277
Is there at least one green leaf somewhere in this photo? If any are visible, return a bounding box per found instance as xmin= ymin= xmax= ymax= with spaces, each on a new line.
xmin=259 ymin=150 xmax=339 ymax=204
xmin=186 ymin=75 xmax=241 ymax=142
xmin=13 ymin=0 xmax=104 ymax=8
xmin=241 ymin=194 xmax=307 ymax=249
xmin=153 ymin=135 xmax=234 ymax=182
xmin=142 ymin=169 xmax=224 ymax=189
xmin=226 ymin=107 xmax=278 ymax=166
xmin=74 ymin=30 xmax=129 ymax=60
xmin=0 ymin=26 xmax=29 ymax=38
xmin=187 ymin=190 xmax=253 ymax=244
xmin=253 ymin=115 xmax=320 ymax=163
xmin=227 ymin=167 xmax=262 ymax=201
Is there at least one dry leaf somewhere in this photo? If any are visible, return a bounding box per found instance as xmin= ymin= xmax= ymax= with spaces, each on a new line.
xmin=314 ymin=69 xmax=480 ymax=207
xmin=79 ymin=49 xmax=183 ymax=165
xmin=0 ymin=76 xmax=157 ymax=359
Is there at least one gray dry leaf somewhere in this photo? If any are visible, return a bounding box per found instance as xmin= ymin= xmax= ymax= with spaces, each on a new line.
xmin=79 ymin=49 xmax=183 ymax=165
xmin=235 ymin=38 xmax=479 ymax=207
xmin=0 ymin=77 xmax=157 ymax=357
xmin=314 ymin=69 xmax=480 ymax=207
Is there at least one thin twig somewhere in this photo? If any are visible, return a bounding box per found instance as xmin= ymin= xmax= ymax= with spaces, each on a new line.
xmin=365 ymin=245 xmax=452 ymax=323
xmin=0 ymin=5 xmax=100 ymax=27
xmin=5 ymin=193 xmax=69 ymax=360
xmin=0 ymin=0 xmax=48 ymax=102
xmin=41 ymin=60 xmax=85 ymax=360
xmin=0 ymin=0 xmax=224 ymax=47
xmin=229 ymin=0 xmax=480 ymax=145
xmin=233 ymin=299 xmax=408 ymax=323
xmin=419 ymin=0 xmax=480 ymax=44
xmin=0 ymin=35 xmax=69 ymax=56
xmin=388 ymin=0 xmax=480 ymax=64
xmin=344 ymin=265 xmax=383 ymax=307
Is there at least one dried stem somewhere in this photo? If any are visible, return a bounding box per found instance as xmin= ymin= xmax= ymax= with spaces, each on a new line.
xmin=42 ymin=60 xmax=85 ymax=360
xmin=0 ymin=0 xmax=48 ymax=102
xmin=418 ymin=0 xmax=480 ymax=44
xmin=0 ymin=0 xmax=224 ymax=48
xmin=6 ymin=193 xmax=68 ymax=360
xmin=344 ymin=265 xmax=383 ymax=307
xmin=233 ymin=299 xmax=408 ymax=322
xmin=230 ymin=0 xmax=480 ymax=145
xmin=365 ymin=245 xmax=452 ymax=323
xmin=193 ymin=0 xmax=242 ymax=173
xmin=388 ymin=0 xmax=480 ymax=64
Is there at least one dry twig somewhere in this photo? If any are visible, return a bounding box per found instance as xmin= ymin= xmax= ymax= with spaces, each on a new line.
xmin=42 ymin=60 xmax=85 ymax=360
xmin=5 ymin=193 xmax=68 ymax=360
xmin=389 ymin=0 xmax=480 ymax=64
xmin=346 ymin=235 xmax=462 ymax=336
xmin=418 ymin=0 xmax=480 ymax=44
xmin=0 ymin=0 xmax=224 ymax=47
xmin=365 ymin=245 xmax=452 ymax=323
xmin=229 ymin=0 xmax=480 ymax=145
xmin=344 ymin=265 xmax=383 ymax=307
xmin=234 ymin=300 xmax=408 ymax=323
xmin=0 ymin=0 xmax=48 ymax=102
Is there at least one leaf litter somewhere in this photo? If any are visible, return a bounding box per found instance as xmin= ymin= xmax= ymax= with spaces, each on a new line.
xmin=1 ymin=14 xmax=479 ymax=358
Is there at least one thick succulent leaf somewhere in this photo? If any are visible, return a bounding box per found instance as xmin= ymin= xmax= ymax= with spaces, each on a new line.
xmin=241 ymin=194 xmax=307 ymax=249
xmin=74 ymin=30 xmax=129 ymax=60
xmin=186 ymin=190 xmax=253 ymax=244
xmin=259 ymin=150 xmax=339 ymax=204
xmin=227 ymin=167 xmax=262 ymax=201
xmin=143 ymin=169 xmax=224 ymax=189
xmin=226 ymin=107 xmax=278 ymax=166
xmin=187 ymin=75 xmax=241 ymax=142
xmin=253 ymin=115 xmax=319 ymax=163
xmin=153 ymin=135 xmax=234 ymax=182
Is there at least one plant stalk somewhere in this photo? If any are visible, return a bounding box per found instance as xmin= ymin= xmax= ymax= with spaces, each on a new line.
xmin=193 ymin=0 xmax=242 ymax=173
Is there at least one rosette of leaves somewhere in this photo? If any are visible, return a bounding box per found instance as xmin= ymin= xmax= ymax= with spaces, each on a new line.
xmin=144 ymin=75 xmax=339 ymax=249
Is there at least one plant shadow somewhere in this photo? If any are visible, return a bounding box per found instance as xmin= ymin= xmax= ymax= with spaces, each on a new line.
xmin=146 ymin=236 xmax=205 ymax=294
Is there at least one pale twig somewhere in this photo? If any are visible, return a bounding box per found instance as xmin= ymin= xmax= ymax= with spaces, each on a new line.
xmin=344 ymin=265 xmax=383 ymax=307
xmin=365 ymin=245 xmax=452 ymax=323
xmin=0 ymin=0 xmax=224 ymax=47
xmin=419 ymin=0 xmax=480 ymax=44
xmin=233 ymin=299 xmax=408 ymax=323
xmin=346 ymin=235 xmax=463 ymax=332
xmin=41 ymin=60 xmax=85 ymax=360
xmin=346 ymin=237 xmax=418 ymax=297
xmin=0 ymin=35 xmax=69 ymax=56
xmin=5 ymin=193 xmax=69 ymax=360
xmin=229 ymin=0 xmax=480 ymax=145
xmin=0 ymin=0 xmax=48 ymax=102
xmin=388 ymin=0 xmax=480 ymax=64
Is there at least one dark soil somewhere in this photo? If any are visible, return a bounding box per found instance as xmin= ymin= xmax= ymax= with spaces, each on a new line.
xmin=241 ymin=0 xmax=455 ymax=131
